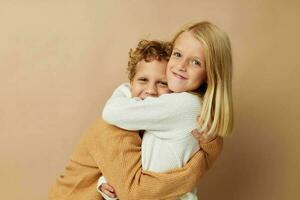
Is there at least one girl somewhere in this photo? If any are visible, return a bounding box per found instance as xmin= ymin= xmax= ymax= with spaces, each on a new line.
xmin=100 ymin=21 xmax=233 ymax=200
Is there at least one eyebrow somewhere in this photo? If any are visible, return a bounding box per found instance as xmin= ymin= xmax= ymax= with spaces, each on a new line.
xmin=173 ymin=48 xmax=205 ymax=64
xmin=193 ymin=56 xmax=204 ymax=63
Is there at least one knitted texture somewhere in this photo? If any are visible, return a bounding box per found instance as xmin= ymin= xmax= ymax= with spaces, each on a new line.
xmin=102 ymin=83 xmax=201 ymax=173
xmin=49 ymin=118 xmax=223 ymax=200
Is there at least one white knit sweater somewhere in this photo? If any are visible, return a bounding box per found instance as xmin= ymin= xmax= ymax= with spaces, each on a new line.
xmin=98 ymin=83 xmax=201 ymax=200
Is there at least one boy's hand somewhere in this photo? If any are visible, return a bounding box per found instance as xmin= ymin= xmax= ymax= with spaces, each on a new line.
xmin=192 ymin=129 xmax=216 ymax=144
xmin=100 ymin=183 xmax=117 ymax=199
xmin=193 ymin=117 xmax=216 ymax=144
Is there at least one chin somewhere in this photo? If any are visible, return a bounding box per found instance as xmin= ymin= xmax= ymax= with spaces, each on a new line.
xmin=168 ymin=84 xmax=184 ymax=93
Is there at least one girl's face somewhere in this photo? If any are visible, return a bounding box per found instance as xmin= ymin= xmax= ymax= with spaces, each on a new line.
xmin=167 ymin=31 xmax=207 ymax=92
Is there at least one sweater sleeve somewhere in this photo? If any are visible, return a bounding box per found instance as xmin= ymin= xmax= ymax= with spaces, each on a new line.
xmin=86 ymin=118 xmax=223 ymax=200
xmin=102 ymin=84 xmax=200 ymax=134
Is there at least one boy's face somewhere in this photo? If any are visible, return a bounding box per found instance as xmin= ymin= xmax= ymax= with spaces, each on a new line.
xmin=131 ymin=59 xmax=171 ymax=100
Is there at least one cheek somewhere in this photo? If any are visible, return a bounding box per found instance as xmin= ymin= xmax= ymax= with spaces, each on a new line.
xmin=131 ymin=83 xmax=142 ymax=97
xmin=191 ymin=70 xmax=207 ymax=86
xmin=166 ymin=66 xmax=172 ymax=80
xmin=166 ymin=60 xmax=173 ymax=71
xmin=131 ymin=88 xmax=137 ymax=97
xmin=199 ymin=73 xmax=207 ymax=86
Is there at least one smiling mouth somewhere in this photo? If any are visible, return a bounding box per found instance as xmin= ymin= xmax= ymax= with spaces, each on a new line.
xmin=172 ymin=72 xmax=187 ymax=80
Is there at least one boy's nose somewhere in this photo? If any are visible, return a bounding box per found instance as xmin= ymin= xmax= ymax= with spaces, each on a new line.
xmin=145 ymin=84 xmax=158 ymax=96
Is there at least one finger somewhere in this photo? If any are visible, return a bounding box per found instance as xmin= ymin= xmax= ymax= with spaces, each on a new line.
xmin=192 ymin=130 xmax=204 ymax=140
xmin=191 ymin=130 xmax=199 ymax=138
xmin=192 ymin=129 xmax=207 ymax=138
xmin=197 ymin=116 xmax=203 ymax=124
xmin=105 ymin=184 xmax=115 ymax=193
xmin=193 ymin=131 xmax=211 ymax=142
xmin=102 ymin=184 xmax=115 ymax=193
xmin=192 ymin=129 xmax=205 ymax=136
xmin=200 ymin=134 xmax=216 ymax=144
xmin=193 ymin=134 xmax=208 ymax=144
xmin=102 ymin=188 xmax=116 ymax=198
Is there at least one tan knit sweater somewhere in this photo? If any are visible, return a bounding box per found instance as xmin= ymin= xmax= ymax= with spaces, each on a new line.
xmin=49 ymin=118 xmax=223 ymax=200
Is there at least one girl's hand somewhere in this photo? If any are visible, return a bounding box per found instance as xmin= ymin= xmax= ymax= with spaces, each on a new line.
xmin=100 ymin=183 xmax=117 ymax=199
xmin=192 ymin=129 xmax=216 ymax=144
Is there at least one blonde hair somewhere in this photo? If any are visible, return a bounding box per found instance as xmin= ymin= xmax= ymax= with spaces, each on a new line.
xmin=127 ymin=40 xmax=172 ymax=81
xmin=172 ymin=21 xmax=234 ymax=137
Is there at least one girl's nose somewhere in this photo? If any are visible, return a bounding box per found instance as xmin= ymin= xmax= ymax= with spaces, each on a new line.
xmin=176 ymin=60 xmax=188 ymax=71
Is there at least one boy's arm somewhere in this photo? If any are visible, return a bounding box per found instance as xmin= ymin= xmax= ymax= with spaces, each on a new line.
xmin=86 ymin=118 xmax=223 ymax=200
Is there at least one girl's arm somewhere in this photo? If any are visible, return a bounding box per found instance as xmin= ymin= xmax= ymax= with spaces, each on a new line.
xmin=103 ymin=84 xmax=200 ymax=135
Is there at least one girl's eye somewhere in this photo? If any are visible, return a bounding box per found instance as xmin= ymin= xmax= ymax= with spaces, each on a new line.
xmin=172 ymin=51 xmax=181 ymax=57
xmin=191 ymin=59 xmax=201 ymax=66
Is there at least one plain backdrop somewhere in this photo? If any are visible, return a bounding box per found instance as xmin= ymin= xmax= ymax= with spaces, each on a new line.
xmin=0 ymin=0 xmax=299 ymax=200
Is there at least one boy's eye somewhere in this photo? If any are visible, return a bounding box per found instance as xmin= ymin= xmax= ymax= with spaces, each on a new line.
xmin=138 ymin=78 xmax=148 ymax=82
xmin=158 ymin=81 xmax=168 ymax=86
xmin=172 ymin=51 xmax=181 ymax=57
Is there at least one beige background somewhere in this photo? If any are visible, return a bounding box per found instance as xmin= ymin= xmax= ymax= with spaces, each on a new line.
xmin=0 ymin=0 xmax=299 ymax=200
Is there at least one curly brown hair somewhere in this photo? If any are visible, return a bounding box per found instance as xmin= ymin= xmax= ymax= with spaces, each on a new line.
xmin=127 ymin=39 xmax=172 ymax=81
